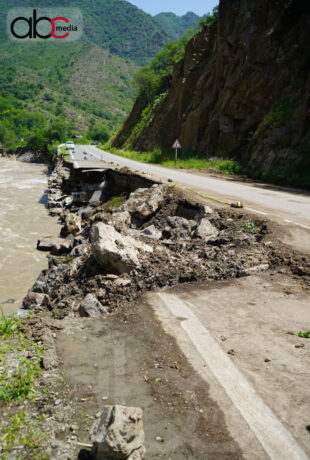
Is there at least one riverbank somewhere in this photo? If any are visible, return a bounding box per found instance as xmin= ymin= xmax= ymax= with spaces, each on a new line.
xmin=1 ymin=158 xmax=309 ymax=459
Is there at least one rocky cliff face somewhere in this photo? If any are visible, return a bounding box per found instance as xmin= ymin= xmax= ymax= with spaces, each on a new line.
xmin=114 ymin=0 xmax=310 ymax=183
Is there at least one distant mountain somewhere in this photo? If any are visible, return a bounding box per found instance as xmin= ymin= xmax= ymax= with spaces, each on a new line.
xmin=0 ymin=0 xmax=174 ymax=65
xmin=0 ymin=0 xmax=201 ymax=152
xmin=0 ymin=39 xmax=138 ymax=134
xmin=154 ymin=12 xmax=200 ymax=39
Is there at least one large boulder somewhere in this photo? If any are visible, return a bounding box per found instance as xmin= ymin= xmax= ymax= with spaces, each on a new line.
xmin=91 ymin=223 xmax=152 ymax=274
xmin=167 ymin=216 xmax=194 ymax=239
xmin=50 ymin=238 xmax=73 ymax=255
xmin=139 ymin=225 xmax=162 ymax=240
xmin=60 ymin=213 xmax=82 ymax=237
xmin=90 ymin=405 xmax=145 ymax=460
xmin=37 ymin=236 xmax=61 ymax=251
xmin=45 ymin=265 xmax=69 ymax=290
xmin=120 ymin=184 xmax=166 ymax=220
xmin=194 ymin=218 xmax=219 ymax=241
xmin=37 ymin=236 xmax=73 ymax=254
xmin=70 ymin=243 xmax=90 ymax=257
xmin=109 ymin=211 xmax=131 ymax=232
xmin=78 ymin=294 xmax=108 ymax=318
xmin=23 ymin=292 xmax=49 ymax=310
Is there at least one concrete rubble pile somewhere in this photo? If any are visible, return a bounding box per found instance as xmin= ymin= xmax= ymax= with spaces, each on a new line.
xmin=24 ymin=162 xmax=278 ymax=318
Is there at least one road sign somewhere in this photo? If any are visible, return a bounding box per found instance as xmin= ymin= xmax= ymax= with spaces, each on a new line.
xmin=172 ymin=139 xmax=182 ymax=149
xmin=172 ymin=139 xmax=182 ymax=165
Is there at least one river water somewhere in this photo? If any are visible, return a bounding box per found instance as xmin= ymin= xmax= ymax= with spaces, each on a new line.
xmin=0 ymin=157 xmax=59 ymax=314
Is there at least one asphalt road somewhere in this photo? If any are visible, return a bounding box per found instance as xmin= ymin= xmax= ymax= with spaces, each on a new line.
xmin=73 ymin=145 xmax=310 ymax=231
xmin=149 ymin=275 xmax=310 ymax=459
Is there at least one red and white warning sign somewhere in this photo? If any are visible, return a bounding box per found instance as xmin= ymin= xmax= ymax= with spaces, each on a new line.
xmin=172 ymin=139 xmax=182 ymax=149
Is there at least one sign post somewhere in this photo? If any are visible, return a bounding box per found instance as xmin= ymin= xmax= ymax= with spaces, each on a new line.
xmin=172 ymin=139 xmax=182 ymax=165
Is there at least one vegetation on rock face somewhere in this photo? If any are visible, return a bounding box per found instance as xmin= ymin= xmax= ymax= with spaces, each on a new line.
xmin=112 ymin=28 xmax=197 ymax=150
xmin=135 ymin=29 xmax=196 ymax=105
xmin=263 ymin=95 xmax=300 ymax=127
xmin=198 ymin=6 xmax=219 ymax=30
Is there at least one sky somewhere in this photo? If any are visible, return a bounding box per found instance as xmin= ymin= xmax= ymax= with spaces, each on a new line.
xmin=128 ymin=0 xmax=218 ymax=17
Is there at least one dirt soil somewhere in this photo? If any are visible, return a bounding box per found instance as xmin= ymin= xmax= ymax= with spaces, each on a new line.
xmin=57 ymin=302 xmax=244 ymax=459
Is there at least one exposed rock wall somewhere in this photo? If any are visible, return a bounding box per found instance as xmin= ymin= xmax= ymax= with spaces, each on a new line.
xmin=114 ymin=0 xmax=310 ymax=177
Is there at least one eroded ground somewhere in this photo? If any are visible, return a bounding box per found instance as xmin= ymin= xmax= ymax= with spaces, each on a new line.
xmin=1 ymin=161 xmax=309 ymax=459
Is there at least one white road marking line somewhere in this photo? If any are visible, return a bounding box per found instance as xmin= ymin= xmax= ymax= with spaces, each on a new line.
xmin=285 ymin=220 xmax=310 ymax=231
xmin=245 ymin=207 xmax=268 ymax=216
xmin=295 ymin=223 xmax=310 ymax=230
xmin=158 ymin=292 xmax=309 ymax=460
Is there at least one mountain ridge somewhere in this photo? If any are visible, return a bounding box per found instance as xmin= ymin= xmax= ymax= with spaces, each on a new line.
xmin=154 ymin=11 xmax=200 ymax=39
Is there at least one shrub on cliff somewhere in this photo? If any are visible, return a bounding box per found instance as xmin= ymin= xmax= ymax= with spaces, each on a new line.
xmin=135 ymin=28 xmax=196 ymax=105
xmin=198 ymin=5 xmax=219 ymax=30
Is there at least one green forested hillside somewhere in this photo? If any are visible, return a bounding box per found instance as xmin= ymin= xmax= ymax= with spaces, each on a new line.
xmin=154 ymin=12 xmax=200 ymax=38
xmin=0 ymin=0 xmax=173 ymax=65
xmin=0 ymin=0 xmax=200 ymax=158
xmin=0 ymin=39 xmax=138 ymax=154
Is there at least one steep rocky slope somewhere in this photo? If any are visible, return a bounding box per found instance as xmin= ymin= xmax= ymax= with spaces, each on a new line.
xmin=114 ymin=0 xmax=310 ymax=184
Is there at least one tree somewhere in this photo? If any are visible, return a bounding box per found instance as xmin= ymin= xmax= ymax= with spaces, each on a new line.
xmin=135 ymin=29 xmax=196 ymax=104
xmin=198 ymin=5 xmax=219 ymax=30
xmin=0 ymin=124 xmax=9 ymax=144
xmin=88 ymin=124 xmax=110 ymax=142
xmin=0 ymin=123 xmax=18 ymax=150
xmin=44 ymin=120 xmax=67 ymax=144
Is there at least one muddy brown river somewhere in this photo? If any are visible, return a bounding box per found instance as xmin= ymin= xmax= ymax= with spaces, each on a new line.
xmin=0 ymin=157 xmax=59 ymax=314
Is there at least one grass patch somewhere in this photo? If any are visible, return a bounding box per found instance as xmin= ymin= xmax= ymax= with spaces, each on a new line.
xmin=288 ymin=331 xmax=310 ymax=338
xmin=0 ymin=311 xmax=19 ymax=338
xmin=104 ymin=147 xmax=242 ymax=175
xmin=106 ymin=193 xmax=127 ymax=209
xmin=263 ymin=95 xmax=300 ymax=127
xmin=48 ymin=255 xmax=76 ymax=269
xmin=59 ymin=145 xmax=71 ymax=162
xmin=0 ymin=312 xmax=49 ymax=458
xmin=0 ymin=410 xmax=48 ymax=459
xmin=243 ymin=220 xmax=259 ymax=234
xmin=0 ymin=314 xmax=43 ymax=403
